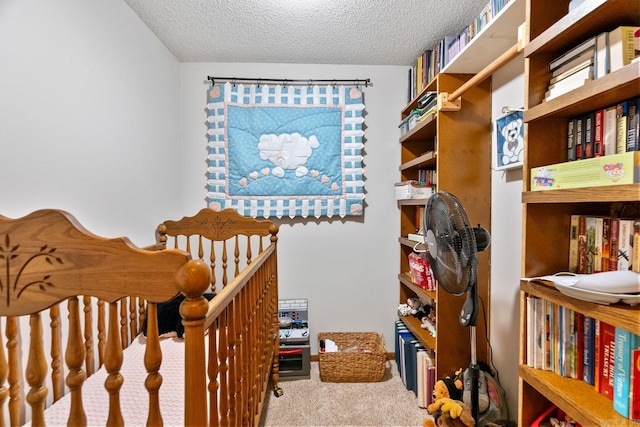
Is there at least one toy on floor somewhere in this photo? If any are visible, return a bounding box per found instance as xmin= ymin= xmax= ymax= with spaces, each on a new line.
xmin=428 ymin=365 xmax=509 ymax=427
xmin=423 ymin=397 xmax=475 ymax=427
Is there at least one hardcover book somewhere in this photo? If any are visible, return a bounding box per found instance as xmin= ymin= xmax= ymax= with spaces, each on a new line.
xmin=613 ymin=328 xmax=640 ymax=418
xmin=599 ymin=321 xmax=616 ymax=399
xmin=608 ymin=26 xmax=640 ymax=74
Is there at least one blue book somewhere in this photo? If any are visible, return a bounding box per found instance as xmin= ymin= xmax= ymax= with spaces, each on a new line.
xmin=613 ymin=327 xmax=640 ymax=417
xmin=397 ymin=330 xmax=414 ymax=384
xmin=582 ymin=315 xmax=596 ymax=385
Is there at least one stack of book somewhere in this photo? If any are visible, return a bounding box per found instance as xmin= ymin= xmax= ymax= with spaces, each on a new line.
xmin=394 ymin=321 xmax=436 ymax=408
xmin=546 ymin=37 xmax=595 ymax=101
xmin=545 ymin=26 xmax=640 ymax=102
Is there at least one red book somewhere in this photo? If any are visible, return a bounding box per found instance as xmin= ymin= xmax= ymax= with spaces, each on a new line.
xmin=609 ymin=218 xmax=620 ymax=271
xmin=599 ymin=321 xmax=616 ymax=399
xmin=631 ymin=348 xmax=640 ymax=420
xmin=593 ymin=108 xmax=604 ymax=157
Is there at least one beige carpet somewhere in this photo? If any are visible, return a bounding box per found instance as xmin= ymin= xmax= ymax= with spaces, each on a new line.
xmin=259 ymin=360 xmax=432 ymax=427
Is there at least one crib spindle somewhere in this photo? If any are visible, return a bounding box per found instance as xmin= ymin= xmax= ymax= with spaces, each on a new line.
xmin=0 ymin=319 xmax=7 ymax=427
xmin=227 ymin=300 xmax=237 ymax=426
xmin=207 ymin=322 xmax=219 ymax=426
xmin=6 ymin=317 xmax=18 ymax=427
xmin=49 ymin=304 xmax=64 ymax=402
xmin=104 ymin=302 xmax=124 ymax=426
xmin=144 ymin=302 xmax=163 ymax=426
xmin=83 ymin=296 xmax=94 ymax=377
xmin=66 ymin=297 xmax=87 ymax=426
xmin=218 ymin=308 xmax=229 ymax=426
xmin=25 ymin=313 xmax=47 ymax=426
xmin=97 ymin=300 xmax=106 ymax=368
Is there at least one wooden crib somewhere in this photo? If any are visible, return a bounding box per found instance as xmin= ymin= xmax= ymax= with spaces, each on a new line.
xmin=0 ymin=207 xmax=280 ymax=426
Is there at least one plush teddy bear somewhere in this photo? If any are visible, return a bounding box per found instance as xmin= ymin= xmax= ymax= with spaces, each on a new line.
xmin=423 ymin=397 xmax=475 ymax=427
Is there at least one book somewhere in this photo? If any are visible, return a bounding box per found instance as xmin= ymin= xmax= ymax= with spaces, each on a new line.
xmin=627 ymin=97 xmax=638 ymax=151
xmin=598 ymin=321 xmax=616 ymax=399
xmin=603 ymin=105 xmax=618 ymax=156
xmin=631 ymin=348 xmax=640 ymax=420
xmin=594 ymin=217 xmax=604 ymax=273
xmin=609 ymin=218 xmax=620 ymax=271
xmin=593 ymin=108 xmax=604 ymax=157
xmin=617 ymin=101 xmax=629 ymax=154
xmin=545 ymin=299 xmax=554 ymax=372
xmin=567 ymin=118 xmax=577 ymax=161
xmin=613 ymin=327 xmax=640 ymax=418
xmin=568 ymin=214 xmax=580 ymax=273
xmin=582 ymin=315 xmax=596 ymax=385
xmin=601 ymin=217 xmax=611 ymax=273
xmin=617 ymin=219 xmax=634 ymax=271
xmin=578 ymin=216 xmax=587 ymax=274
xmin=575 ymin=116 xmax=584 ymax=159
xmin=583 ymin=111 xmax=594 ymax=158
xmin=549 ymin=36 xmax=596 ymax=72
xmin=550 ymin=57 xmax=592 ymax=84
xmin=526 ymin=295 xmax=537 ymax=367
xmin=608 ymin=26 xmax=640 ymax=74
xmin=633 ymin=220 xmax=640 ymax=273
xmin=585 ymin=216 xmax=597 ymax=274
xmin=545 ymin=69 xmax=592 ymax=101
xmin=594 ymin=31 xmax=609 ymax=79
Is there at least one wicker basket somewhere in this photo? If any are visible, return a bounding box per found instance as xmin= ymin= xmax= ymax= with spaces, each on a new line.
xmin=317 ymin=332 xmax=387 ymax=382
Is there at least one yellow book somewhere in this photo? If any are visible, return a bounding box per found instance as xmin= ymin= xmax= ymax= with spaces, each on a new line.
xmin=608 ymin=26 xmax=640 ymax=73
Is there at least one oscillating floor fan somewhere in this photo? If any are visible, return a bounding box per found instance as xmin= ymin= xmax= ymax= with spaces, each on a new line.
xmin=423 ymin=191 xmax=490 ymax=424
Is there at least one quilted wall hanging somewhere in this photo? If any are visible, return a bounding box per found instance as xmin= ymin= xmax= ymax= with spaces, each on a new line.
xmin=206 ymin=81 xmax=366 ymax=219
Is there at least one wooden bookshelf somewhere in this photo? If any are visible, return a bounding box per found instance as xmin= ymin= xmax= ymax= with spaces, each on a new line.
xmin=518 ymin=0 xmax=640 ymax=425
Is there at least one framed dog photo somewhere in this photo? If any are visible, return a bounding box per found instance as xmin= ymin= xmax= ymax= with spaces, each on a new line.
xmin=495 ymin=109 xmax=524 ymax=170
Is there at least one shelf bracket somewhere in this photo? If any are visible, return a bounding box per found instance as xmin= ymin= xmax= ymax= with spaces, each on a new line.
xmin=437 ymin=92 xmax=462 ymax=111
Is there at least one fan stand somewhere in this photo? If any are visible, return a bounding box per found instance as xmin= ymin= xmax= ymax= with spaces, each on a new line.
xmin=461 ymin=281 xmax=480 ymax=425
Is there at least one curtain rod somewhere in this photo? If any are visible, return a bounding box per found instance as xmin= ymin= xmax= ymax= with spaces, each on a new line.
xmin=207 ymin=76 xmax=370 ymax=87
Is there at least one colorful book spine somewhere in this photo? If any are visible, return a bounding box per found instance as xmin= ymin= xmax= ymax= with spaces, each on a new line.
xmin=593 ymin=108 xmax=604 ymax=156
xmin=569 ymin=214 xmax=580 ymax=273
xmin=601 ymin=217 xmax=611 ymax=273
xmin=613 ymin=328 xmax=640 ymax=418
xmin=631 ymin=348 xmax=640 ymax=420
xmin=617 ymin=219 xmax=633 ymax=271
xmin=609 ymin=218 xmax=620 ymax=271
xmin=582 ymin=315 xmax=596 ymax=385
xmin=599 ymin=321 xmax=616 ymax=399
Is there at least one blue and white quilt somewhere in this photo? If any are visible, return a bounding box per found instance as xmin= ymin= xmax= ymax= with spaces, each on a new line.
xmin=206 ymin=83 xmax=366 ymax=218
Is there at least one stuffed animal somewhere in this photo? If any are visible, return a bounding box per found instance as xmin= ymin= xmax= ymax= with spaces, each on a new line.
xmin=430 ymin=370 xmax=464 ymax=405
xmin=423 ymin=397 xmax=475 ymax=427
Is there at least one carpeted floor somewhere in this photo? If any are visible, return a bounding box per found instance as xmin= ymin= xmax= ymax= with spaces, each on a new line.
xmin=259 ymin=360 xmax=431 ymax=427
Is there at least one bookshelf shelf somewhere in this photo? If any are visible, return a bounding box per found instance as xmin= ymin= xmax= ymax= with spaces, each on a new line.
xmin=521 ymin=184 xmax=640 ymax=204
xmin=441 ymin=0 xmax=525 ymax=74
xmin=519 ymin=365 xmax=630 ymax=427
xmin=518 ymin=0 xmax=640 ymax=424
xmin=399 ymin=151 xmax=436 ymax=171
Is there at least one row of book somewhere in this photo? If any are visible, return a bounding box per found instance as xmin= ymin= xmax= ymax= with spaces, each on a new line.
xmin=407 ymin=0 xmax=512 ymax=102
xmin=567 ymin=96 xmax=640 ymax=161
xmin=544 ymin=26 xmax=639 ymax=102
xmin=568 ymin=215 xmax=639 ymax=275
xmin=394 ymin=320 xmax=436 ymax=408
xmin=525 ymin=297 xmax=639 ymax=420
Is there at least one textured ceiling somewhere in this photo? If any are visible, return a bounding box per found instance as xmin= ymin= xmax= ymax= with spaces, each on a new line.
xmin=124 ymin=0 xmax=491 ymax=66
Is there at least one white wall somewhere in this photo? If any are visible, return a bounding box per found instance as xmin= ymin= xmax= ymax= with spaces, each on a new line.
xmin=180 ymin=63 xmax=406 ymax=354
xmin=490 ymin=53 xmax=525 ymax=419
xmin=0 ymin=0 xmax=182 ymax=245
